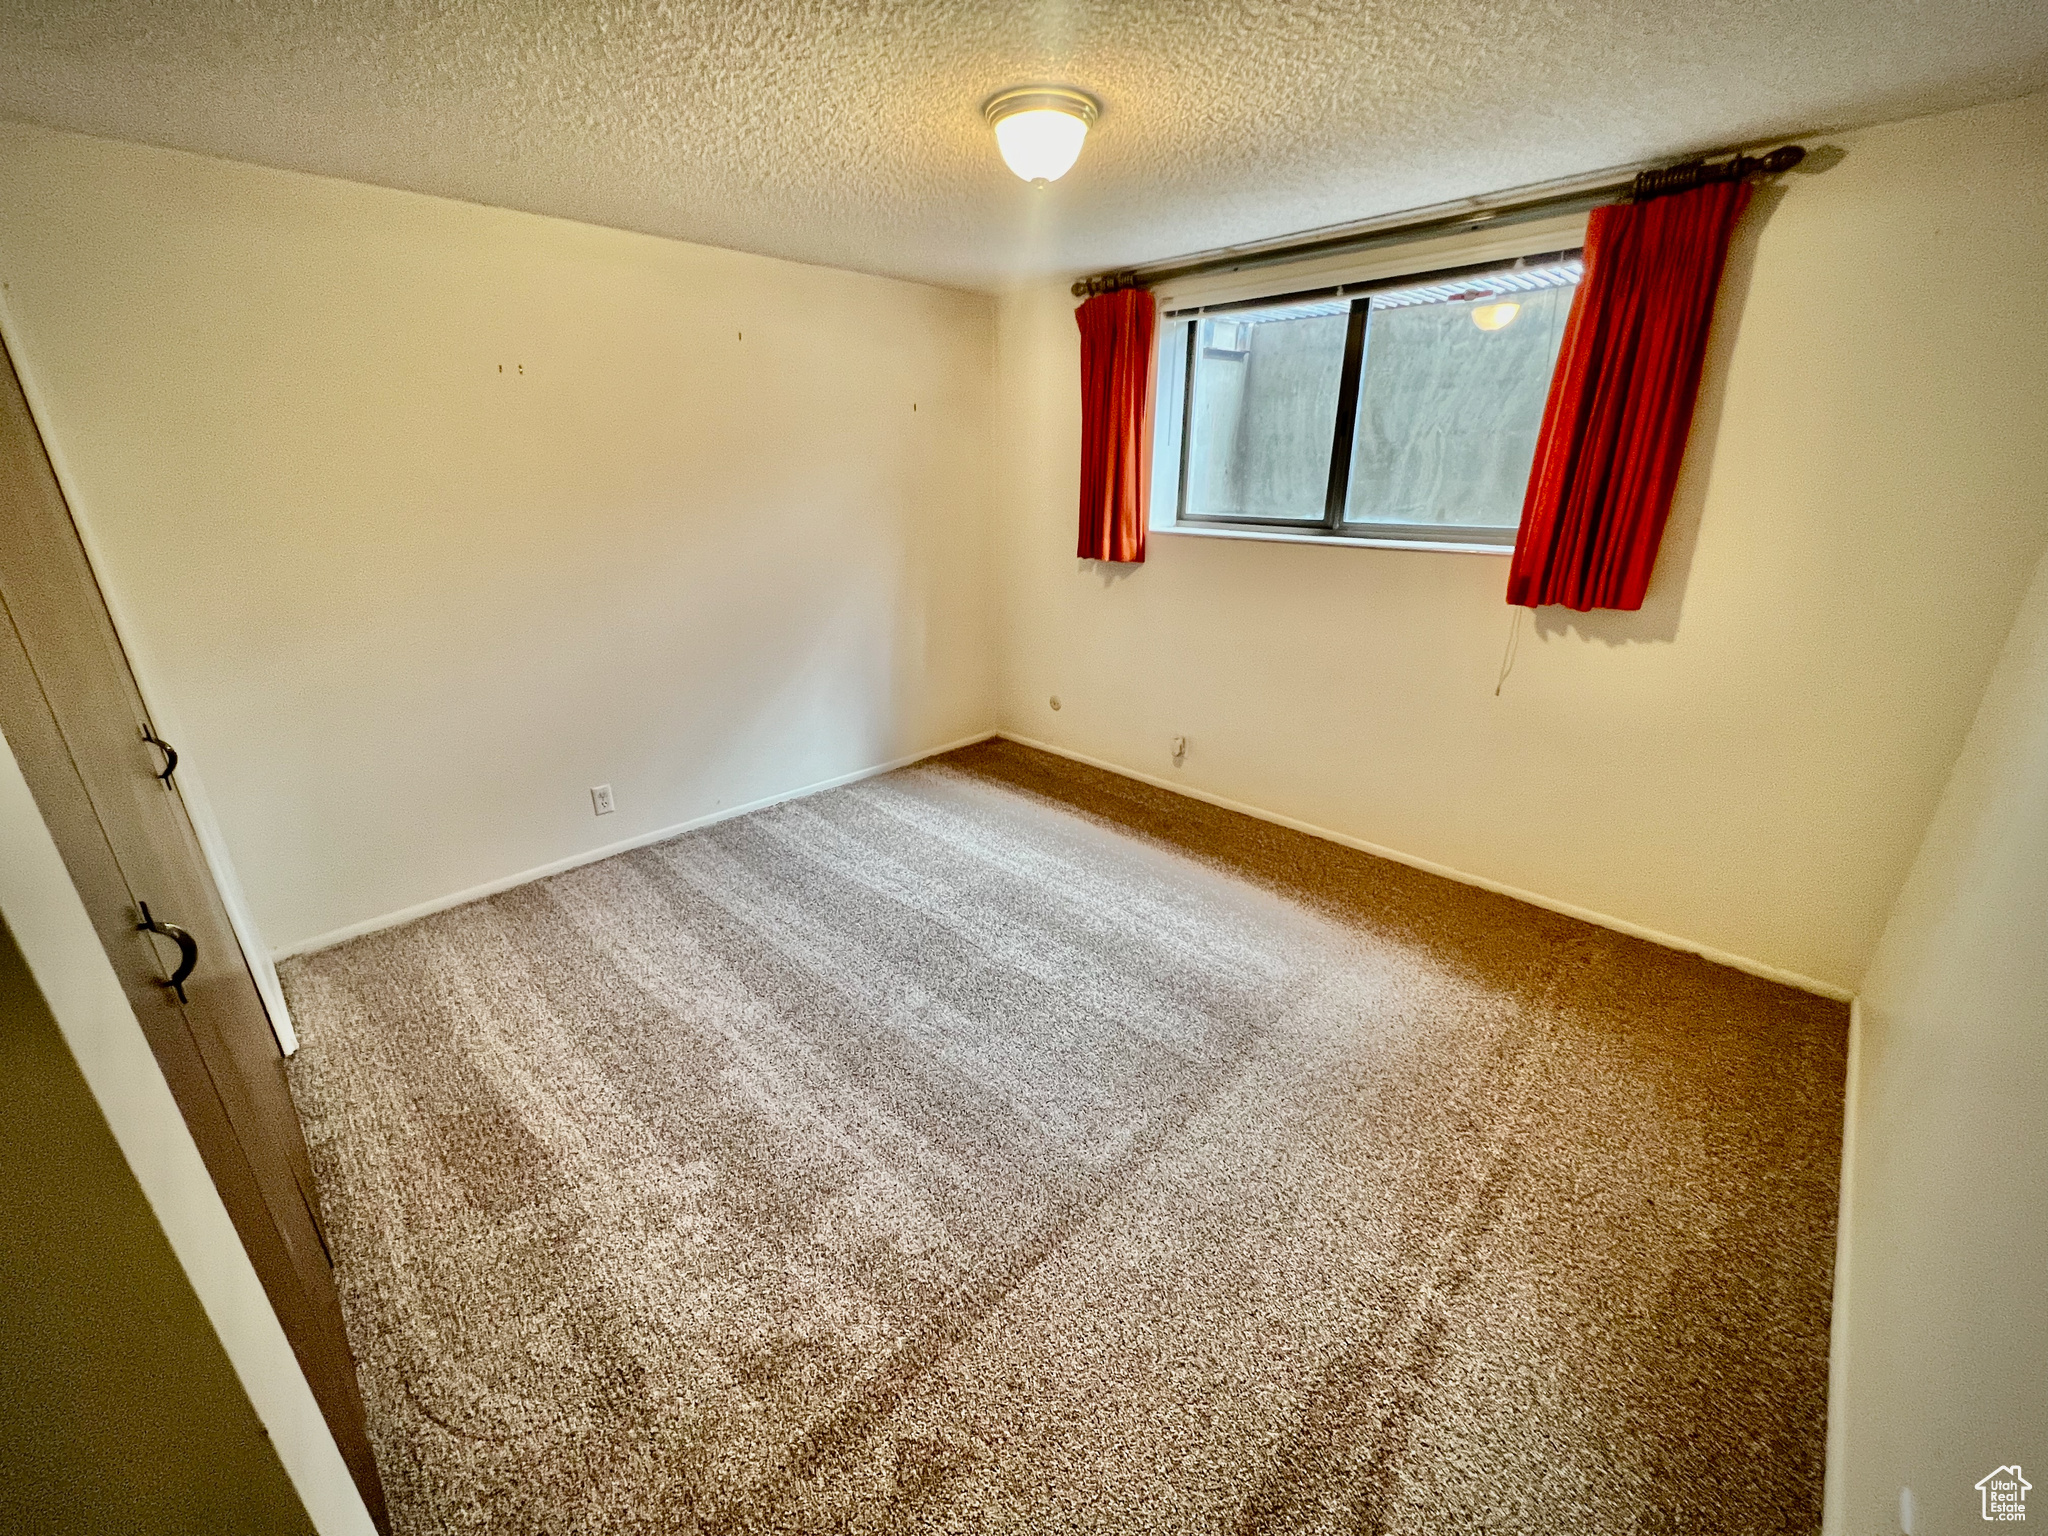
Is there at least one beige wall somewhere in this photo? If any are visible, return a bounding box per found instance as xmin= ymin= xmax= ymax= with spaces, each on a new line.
xmin=990 ymin=89 xmax=2048 ymax=996
xmin=1828 ymin=541 xmax=2048 ymax=1534
xmin=0 ymin=123 xmax=998 ymax=957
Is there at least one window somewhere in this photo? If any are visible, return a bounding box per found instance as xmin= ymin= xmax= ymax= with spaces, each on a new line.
xmin=1165 ymin=252 xmax=1583 ymax=547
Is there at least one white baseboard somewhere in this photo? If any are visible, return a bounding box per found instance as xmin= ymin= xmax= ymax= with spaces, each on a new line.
xmin=274 ymin=730 xmax=999 ymax=961
xmin=995 ymin=730 xmax=1856 ymax=1003
xmin=280 ymin=723 xmax=1857 ymax=1004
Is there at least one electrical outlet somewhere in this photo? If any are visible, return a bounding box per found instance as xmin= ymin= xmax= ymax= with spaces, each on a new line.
xmin=591 ymin=783 xmax=615 ymax=816
xmin=1171 ymin=735 xmax=1187 ymax=764
xmin=1899 ymin=1487 xmax=1915 ymax=1534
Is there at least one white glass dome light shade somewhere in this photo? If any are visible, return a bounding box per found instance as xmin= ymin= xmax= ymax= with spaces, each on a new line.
xmin=985 ymin=87 xmax=1100 ymax=185
xmin=995 ymin=109 xmax=1089 ymax=184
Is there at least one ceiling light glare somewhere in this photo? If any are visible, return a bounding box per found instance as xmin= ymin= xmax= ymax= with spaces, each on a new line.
xmin=985 ymin=87 xmax=1100 ymax=185
xmin=1470 ymin=301 xmax=1522 ymax=331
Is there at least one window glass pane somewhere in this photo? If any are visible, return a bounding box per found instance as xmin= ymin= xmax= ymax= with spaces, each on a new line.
xmin=1343 ymin=263 xmax=1580 ymax=532
xmin=1184 ymin=303 xmax=1348 ymax=522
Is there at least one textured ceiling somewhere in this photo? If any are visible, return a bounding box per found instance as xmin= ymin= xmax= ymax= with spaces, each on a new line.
xmin=0 ymin=1 xmax=2043 ymax=292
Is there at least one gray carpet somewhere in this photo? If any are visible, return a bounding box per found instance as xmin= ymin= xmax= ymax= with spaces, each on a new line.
xmin=282 ymin=740 xmax=1848 ymax=1534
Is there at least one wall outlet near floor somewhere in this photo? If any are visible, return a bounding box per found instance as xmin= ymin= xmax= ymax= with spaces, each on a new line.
xmin=1171 ymin=735 xmax=1187 ymax=765
xmin=1899 ymin=1486 xmax=1915 ymax=1534
xmin=591 ymin=783 xmax=615 ymax=816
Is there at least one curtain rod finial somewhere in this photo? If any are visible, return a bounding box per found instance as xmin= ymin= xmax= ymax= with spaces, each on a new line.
xmin=1073 ymin=270 xmax=1143 ymax=300
xmin=1630 ymin=142 xmax=1808 ymax=202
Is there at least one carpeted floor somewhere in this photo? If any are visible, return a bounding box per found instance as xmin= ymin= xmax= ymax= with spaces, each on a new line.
xmin=282 ymin=740 xmax=1848 ymax=1535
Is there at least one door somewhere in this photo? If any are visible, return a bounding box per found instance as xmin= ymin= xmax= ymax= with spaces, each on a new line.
xmin=0 ymin=335 xmax=389 ymax=1531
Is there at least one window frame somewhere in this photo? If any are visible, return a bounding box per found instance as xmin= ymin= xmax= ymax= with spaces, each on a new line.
xmin=1159 ymin=247 xmax=1584 ymax=550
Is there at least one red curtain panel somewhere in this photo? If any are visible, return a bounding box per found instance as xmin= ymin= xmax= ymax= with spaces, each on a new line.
xmin=1075 ymin=288 xmax=1156 ymax=564
xmin=1507 ymin=181 xmax=1752 ymax=610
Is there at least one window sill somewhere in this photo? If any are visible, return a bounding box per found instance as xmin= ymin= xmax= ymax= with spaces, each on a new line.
xmin=1151 ymin=524 xmax=1514 ymax=556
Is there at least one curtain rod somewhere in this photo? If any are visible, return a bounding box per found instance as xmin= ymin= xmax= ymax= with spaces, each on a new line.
xmin=1071 ymin=144 xmax=1806 ymax=298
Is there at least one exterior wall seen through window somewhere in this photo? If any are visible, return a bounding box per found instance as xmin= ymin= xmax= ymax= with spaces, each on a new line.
xmin=1171 ymin=254 xmax=1582 ymax=546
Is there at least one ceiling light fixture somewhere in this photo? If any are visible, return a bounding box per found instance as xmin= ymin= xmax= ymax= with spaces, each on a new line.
xmin=985 ymin=87 xmax=1099 ymax=186
xmin=1470 ymin=301 xmax=1522 ymax=331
